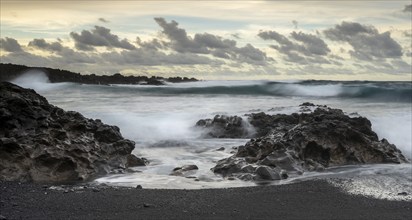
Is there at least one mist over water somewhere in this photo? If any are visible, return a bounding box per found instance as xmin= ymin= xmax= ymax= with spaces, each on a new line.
xmin=9 ymin=74 xmax=412 ymax=196
xmin=10 ymin=70 xmax=71 ymax=91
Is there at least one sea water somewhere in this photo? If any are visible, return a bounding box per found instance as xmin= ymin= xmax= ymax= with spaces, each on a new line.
xmin=11 ymin=71 xmax=412 ymax=200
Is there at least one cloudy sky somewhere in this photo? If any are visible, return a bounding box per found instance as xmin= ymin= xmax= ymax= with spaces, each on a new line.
xmin=1 ymin=1 xmax=411 ymax=80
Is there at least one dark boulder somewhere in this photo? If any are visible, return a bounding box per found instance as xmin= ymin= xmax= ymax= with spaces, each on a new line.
xmin=195 ymin=115 xmax=255 ymax=138
xmin=127 ymin=155 xmax=149 ymax=167
xmin=170 ymin=165 xmax=199 ymax=176
xmin=211 ymin=105 xmax=408 ymax=181
xmin=0 ymin=82 xmax=145 ymax=182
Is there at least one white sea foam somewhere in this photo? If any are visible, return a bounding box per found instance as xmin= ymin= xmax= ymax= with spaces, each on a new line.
xmin=98 ymin=112 xmax=202 ymax=143
xmin=370 ymin=114 xmax=412 ymax=159
xmin=10 ymin=69 xmax=70 ymax=92
xmin=328 ymin=164 xmax=412 ymax=201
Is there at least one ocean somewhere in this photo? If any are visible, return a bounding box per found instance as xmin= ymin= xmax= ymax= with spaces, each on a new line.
xmin=11 ymin=71 xmax=412 ymax=200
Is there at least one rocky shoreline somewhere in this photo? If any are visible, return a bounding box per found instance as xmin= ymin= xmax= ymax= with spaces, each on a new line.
xmin=0 ymin=82 xmax=146 ymax=182
xmin=196 ymin=103 xmax=408 ymax=182
xmin=0 ymin=63 xmax=198 ymax=85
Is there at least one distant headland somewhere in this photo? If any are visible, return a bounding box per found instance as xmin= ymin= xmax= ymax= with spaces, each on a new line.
xmin=0 ymin=63 xmax=198 ymax=85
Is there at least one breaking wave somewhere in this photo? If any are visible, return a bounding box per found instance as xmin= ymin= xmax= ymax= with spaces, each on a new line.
xmin=110 ymin=81 xmax=412 ymax=102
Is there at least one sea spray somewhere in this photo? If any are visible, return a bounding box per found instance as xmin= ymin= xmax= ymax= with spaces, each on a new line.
xmin=11 ymin=69 xmax=71 ymax=91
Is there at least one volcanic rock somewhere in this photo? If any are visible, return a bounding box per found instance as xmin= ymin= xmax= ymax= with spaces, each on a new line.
xmin=195 ymin=115 xmax=255 ymax=138
xmin=0 ymin=82 xmax=145 ymax=182
xmin=170 ymin=165 xmax=199 ymax=176
xmin=211 ymin=104 xmax=408 ymax=181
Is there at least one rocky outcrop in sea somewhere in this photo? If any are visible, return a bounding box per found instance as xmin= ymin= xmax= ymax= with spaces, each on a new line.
xmin=0 ymin=82 xmax=146 ymax=182
xmin=197 ymin=103 xmax=408 ymax=181
xmin=0 ymin=63 xmax=198 ymax=85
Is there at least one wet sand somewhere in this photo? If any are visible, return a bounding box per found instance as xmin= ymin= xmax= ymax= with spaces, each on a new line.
xmin=1 ymin=179 xmax=411 ymax=220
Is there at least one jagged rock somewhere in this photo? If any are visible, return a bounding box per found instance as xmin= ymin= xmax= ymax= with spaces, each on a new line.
xmin=299 ymin=102 xmax=316 ymax=107
xmin=195 ymin=115 xmax=255 ymax=138
xmin=127 ymin=155 xmax=149 ymax=167
xmin=170 ymin=165 xmax=199 ymax=176
xmin=211 ymin=104 xmax=408 ymax=181
xmin=195 ymin=112 xmax=300 ymax=138
xmin=0 ymin=82 xmax=146 ymax=182
xmin=255 ymin=166 xmax=281 ymax=181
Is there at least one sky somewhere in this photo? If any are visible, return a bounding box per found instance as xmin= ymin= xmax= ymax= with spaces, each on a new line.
xmin=1 ymin=0 xmax=411 ymax=80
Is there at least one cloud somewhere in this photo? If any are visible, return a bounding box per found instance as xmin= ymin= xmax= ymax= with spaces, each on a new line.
xmin=291 ymin=32 xmax=330 ymax=56
xmin=194 ymin=33 xmax=236 ymax=49
xmin=27 ymin=38 xmax=96 ymax=64
xmin=324 ymin=21 xmax=403 ymax=60
xmin=0 ymin=37 xmax=23 ymax=52
xmin=98 ymin=18 xmax=109 ymax=23
xmin=258 ymin=30 xmax=291 ymax=44
xmin=235 ymin=43 xmax=272 ymax=65
xmin=28 ymin=38 xmax=63 ymax=52
xmin=323 ymin=21 xmax=377 ymax=41
xmin=258 ymin=30 xmax=330 ymax=64
xmin=70 ymin=26 xmax=136 ymax=51
xmin=136 ymin=37 xmax=164 ymax=51
xmin=6 ymin=36 xmax=217 ymax=67
xmin=154 ymin=17 xmax=271 ymax=65
xmin=154 ymin=17 xmax=204 ymax=53
xmin=403 ymin=4 xmax=412 ymax=12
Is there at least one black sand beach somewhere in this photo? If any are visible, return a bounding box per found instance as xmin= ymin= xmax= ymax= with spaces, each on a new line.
xmin=1 ymin=180 xmax=411 ymax=220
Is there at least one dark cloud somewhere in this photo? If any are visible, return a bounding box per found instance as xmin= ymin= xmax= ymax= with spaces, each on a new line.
xmin=291 ymin=32 xmax=330 ymax=56
xmin=258 ymin=30 xmax=330 ymax=64
xmin=403 ymin=4 xmax=412 ymax=12
xmin=235 ymin=43 xmax=272 ymax=65
xmin=324 ymin=21 xmax=377 ymax=41
xmin=324 ymin=21 xmax=403 ymax=60
xmin=136 ymin=37 xmax=164 ymax=51
xmin=154 ymin=17 xmax=271 ymax=65
xmin=0 ymin=37 xmax=23 ymax=52
xmin=70 ymin=26 xmax=136 ymax=51
xmin=211 ymin=49 xmax=231 ymax=59
xmin=194 ymin=33 xmax=236 ymax=49
xmin=154 ymin=17 xmax=205 ymax=53
xmin=98 ymin=18 xmax=109 ymax=23
xmin=28 ymin=39 xmax=63 ymax=52
xmin=258 ymin=30 xmax=292 ymax=45
xmin=27 ymin=38 xmax=96 ymax=64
